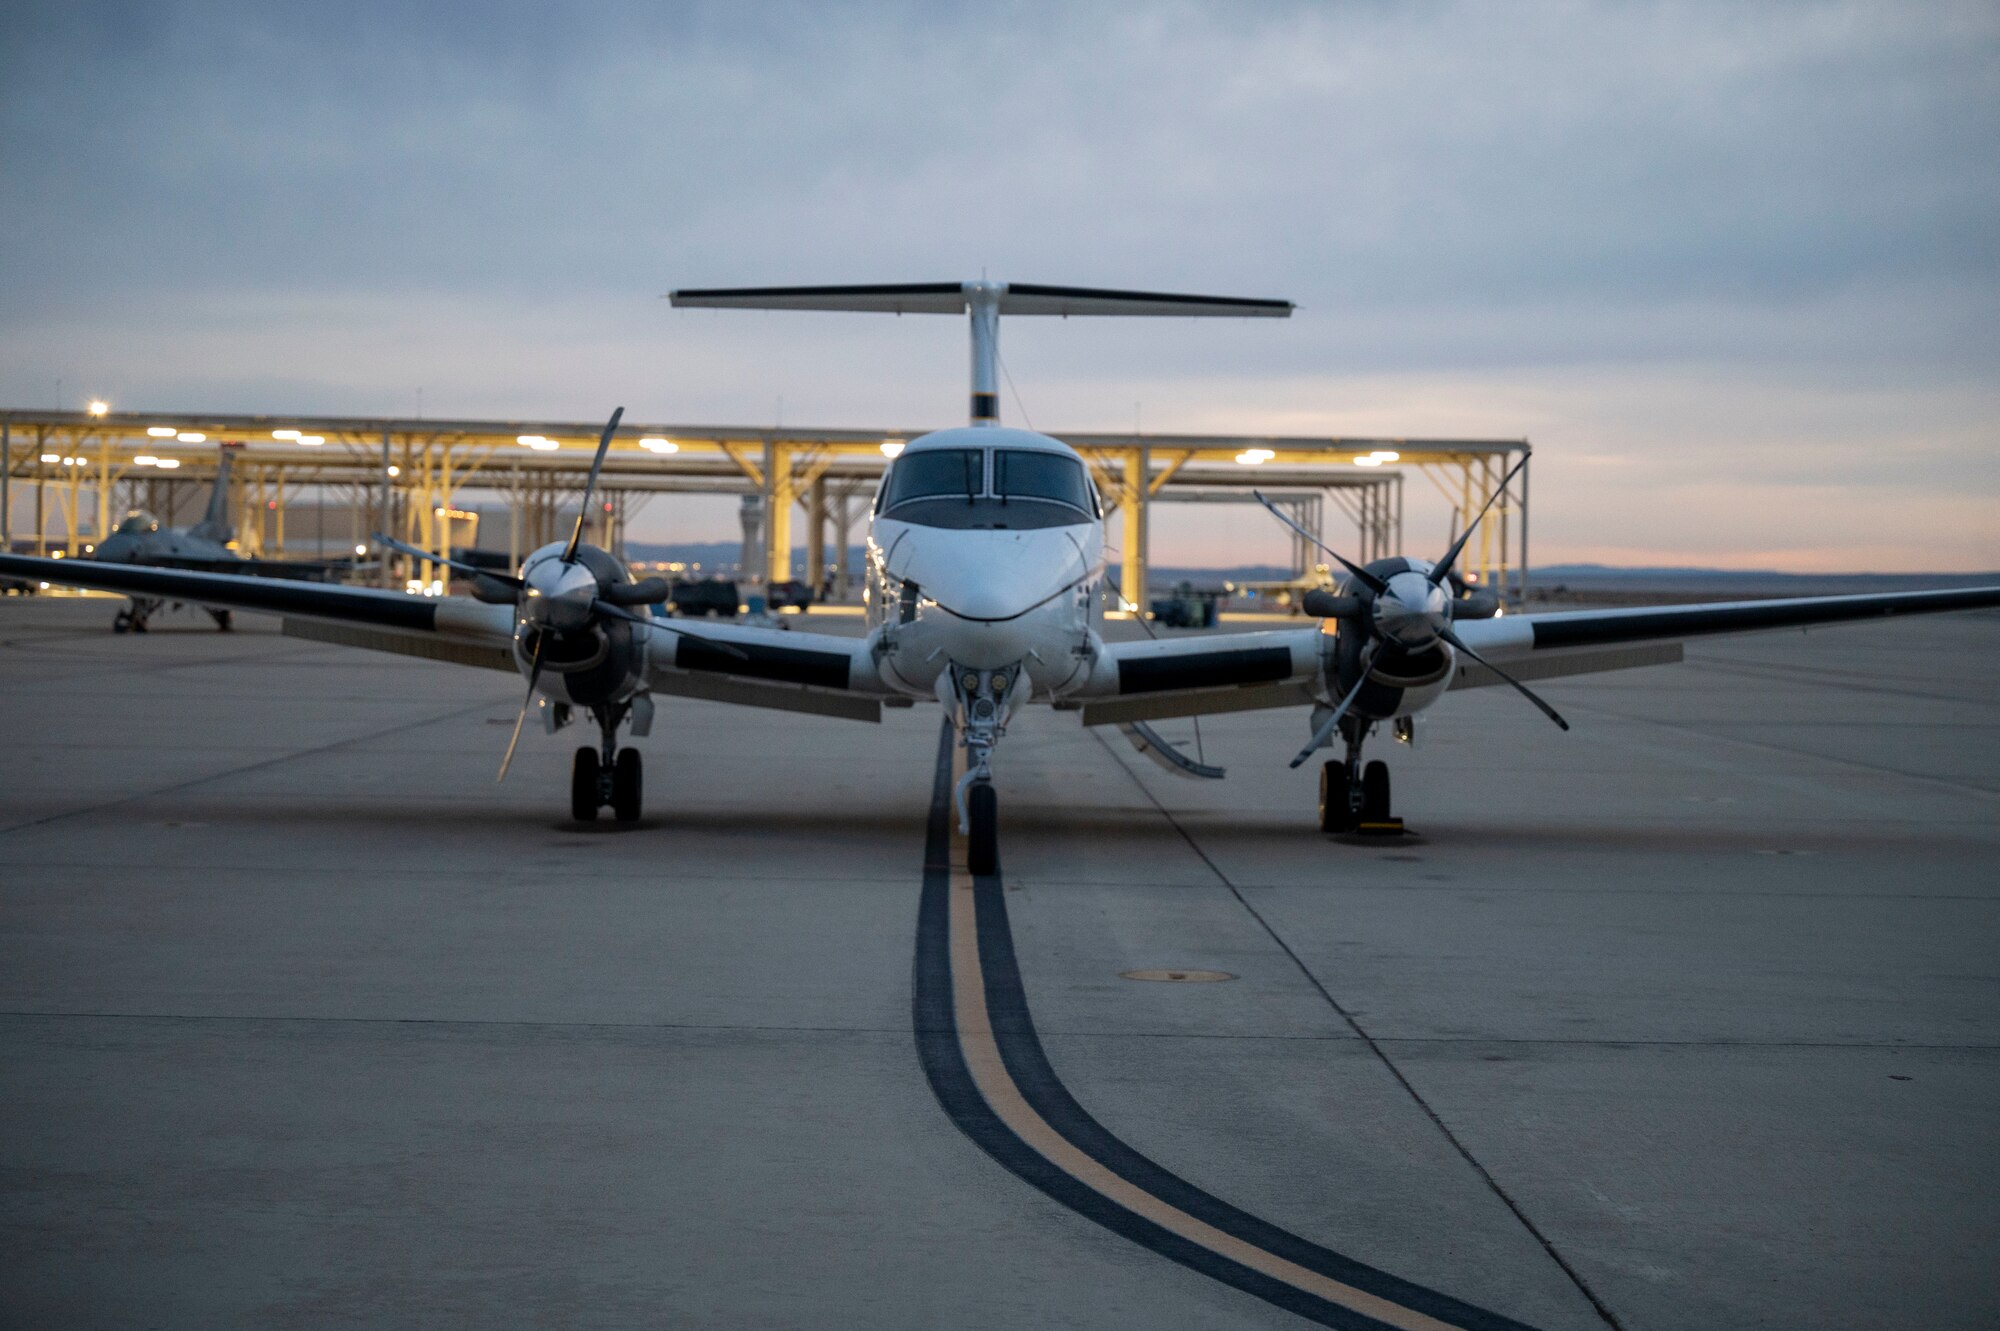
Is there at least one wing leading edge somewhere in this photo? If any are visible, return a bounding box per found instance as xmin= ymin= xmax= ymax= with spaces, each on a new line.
xmin=1448 ymin=585 xmax=2000 ymax=688
xmin=0 ymin=553 xmax=889 ymax=721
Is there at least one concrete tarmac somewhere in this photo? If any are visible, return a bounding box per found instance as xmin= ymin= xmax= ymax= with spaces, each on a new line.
xmin=1 ymin=597 xmax=1995 ymax=1329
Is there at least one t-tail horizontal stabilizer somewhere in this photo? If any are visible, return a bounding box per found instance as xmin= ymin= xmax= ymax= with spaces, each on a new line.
xmin=668 ymin=282 xmax=1294 ymax=318
xmin=668 ymin=280 xmax=1292 ymax=426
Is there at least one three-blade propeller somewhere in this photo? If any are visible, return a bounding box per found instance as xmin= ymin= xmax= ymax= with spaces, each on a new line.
xmin=373 ymin=406 xmax=745 ymax=782
xmin=1258 ymin=458 xmax=1567 ymax=761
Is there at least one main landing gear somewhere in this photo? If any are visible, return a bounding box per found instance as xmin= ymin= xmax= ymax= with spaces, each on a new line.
xmin=110 ymin=600 xmax=229 ymax=633
xmin=1318 ymin=721 xmax=1400 ymax=835
xmin=570 ymin=701 xmax=643 ymax=823
xmin=113 ymin=597 xmax=161 ymax=633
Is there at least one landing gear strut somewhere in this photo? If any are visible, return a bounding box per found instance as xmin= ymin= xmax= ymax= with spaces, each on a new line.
xmin=949 ymin=664 xmax=1020 ymax=877
xmin=570 ymin=701 xmax=642 ymax=824
xmin=1317 ymin=721 xmax=1400 ymax=835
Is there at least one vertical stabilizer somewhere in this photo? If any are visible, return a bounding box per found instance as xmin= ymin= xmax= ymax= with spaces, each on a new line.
xmin=189 ymin=444 xmax=237 ymax=543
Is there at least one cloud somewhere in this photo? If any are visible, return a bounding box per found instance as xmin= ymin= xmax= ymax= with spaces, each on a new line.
xmin=2 ymin=0 xmax=1995 ymax=568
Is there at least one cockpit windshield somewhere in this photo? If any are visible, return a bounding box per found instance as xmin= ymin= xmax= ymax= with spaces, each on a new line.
xmin=994 ymin=450 xmax=1094 ymax=513
xmin=880 ymin=449 xmax=981 ymax=508
xmin=877 ymin=446 xmax=1098 ymax=530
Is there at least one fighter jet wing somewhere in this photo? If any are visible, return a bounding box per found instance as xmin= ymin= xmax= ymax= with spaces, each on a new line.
xmin=1078 ymin=627 xmax=1325 ymax=725
xmin=1447 ymin=586 xmax=2000 ymax=689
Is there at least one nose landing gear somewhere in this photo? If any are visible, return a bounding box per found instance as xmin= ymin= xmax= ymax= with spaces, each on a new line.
xmin=947 ymin=664 xmax=1021 ymax=877
xmin=570 ymin=701 xmax=644 ymax=824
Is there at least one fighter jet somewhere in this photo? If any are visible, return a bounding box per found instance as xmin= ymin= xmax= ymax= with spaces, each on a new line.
xmin=5 ymin=281 xmax=1996 ymax=861
xmin=91 ymin=443 xmax=345 ymax=632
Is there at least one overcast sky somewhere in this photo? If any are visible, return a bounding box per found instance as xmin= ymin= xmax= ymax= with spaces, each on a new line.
xmin=4 ymin=1 xmax=1996 ymax=569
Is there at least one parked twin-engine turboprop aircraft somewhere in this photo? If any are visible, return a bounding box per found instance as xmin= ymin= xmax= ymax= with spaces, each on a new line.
xmin=5 ymin=280 xmax=1996 ymax=867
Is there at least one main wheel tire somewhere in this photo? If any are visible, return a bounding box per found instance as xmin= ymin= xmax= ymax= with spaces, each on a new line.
xmin=113 ymin=612 xmax=131 ymax=634
xmin=571 ymin=747 xmax=601 ymax=822
xmin=967 ymin=782 xmax=999 ymax=877
xmin=1361 ymin=760 xmax=1392 ymax=823
xmin=1319 ymin=760 xmax=1356 ymax=834
xmin=611 ymin=747 xmax=642 ymax=823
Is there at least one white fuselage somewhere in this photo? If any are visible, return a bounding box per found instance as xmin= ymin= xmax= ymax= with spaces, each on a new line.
xmin=862 ymin=426 xmax=1106 ymax=700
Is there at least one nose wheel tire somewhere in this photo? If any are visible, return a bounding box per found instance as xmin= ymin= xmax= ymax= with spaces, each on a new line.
xmin=571 ymin=748 xmax=601 ymax=822
xmin=967 ymin=782 xmax=999 ymax=877
xmin=1361 ymin=760 xmax=1392 ymax=823
xmin=1318 ymin=760 xmax=1356 ymax=834
xmin=611 ymin=748 xmax=642 ymax=823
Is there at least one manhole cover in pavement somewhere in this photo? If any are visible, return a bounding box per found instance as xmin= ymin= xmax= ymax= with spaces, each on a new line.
xmin=1120 ymin=969 xmax=1236 ymax=983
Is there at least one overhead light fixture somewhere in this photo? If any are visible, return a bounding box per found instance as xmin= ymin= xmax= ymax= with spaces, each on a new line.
xmin=272 ymin=429 xmax=301 ymax=440
xmin=177 ymin=431 xmax=206 ymax=443
xmin=146 ymin=426 xmax=176 ymax=438
xmin=1354 ymin=456 xmax=1382 ymax=467
xmin=134 ymin=455 xmax=158 ymax=465
xmin=639 ymin=437 xmax=677 ymax=453
xmin=880 ymin=441 xmax=905 ymax=458
xmin=1235 ymin=448 xmax=1274 ymax=465
xmin=87 ymin=400 xmax=109 ymax=416
xmin=155 ymin=458 xmax=181 ymax=469
xmin=297 ymin=435 xmax=324 ymax=446
xmin=386 ymin=464 xmax=401 ymax=477
xmin=1370 ymin=450 xmax=1400 ymax=462
xmin=39 ymin=453 xmax=59 ymax=463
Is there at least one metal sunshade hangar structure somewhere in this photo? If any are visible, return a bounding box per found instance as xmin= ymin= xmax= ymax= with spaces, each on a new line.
xmin=7 ymin=276 xmax=1995 ymax=857
xmin=2 ymin=416 xmax=1473 ymax=604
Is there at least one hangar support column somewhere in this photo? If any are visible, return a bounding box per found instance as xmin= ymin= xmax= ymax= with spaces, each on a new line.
xmin=762 ymin=438 xmax=794 ymax=586
xmin=1120 ymin=447 xmax=1148 ymax=610
xmin=378 ymin=428 xmax=394 ymax=587
xmin=806 ymin=475 xmax=827 ymax=593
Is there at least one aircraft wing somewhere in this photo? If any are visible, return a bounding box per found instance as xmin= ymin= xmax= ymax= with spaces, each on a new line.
xmin=0 ymin=552 xmax=517 ymax=669
xmin=642 ymin=618 xmax=890 ymax=722
xmin=2 ymin=550 xmax=893 ymax=716
xmin=1078 ymin=627 xmax=1325 ymax=725
xmin=1448 ymin=586 xmax=2000 ymax=689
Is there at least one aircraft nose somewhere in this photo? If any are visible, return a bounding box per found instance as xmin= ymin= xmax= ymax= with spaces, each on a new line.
xmin=891 ymin=531 xmax=1091 ymax=623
